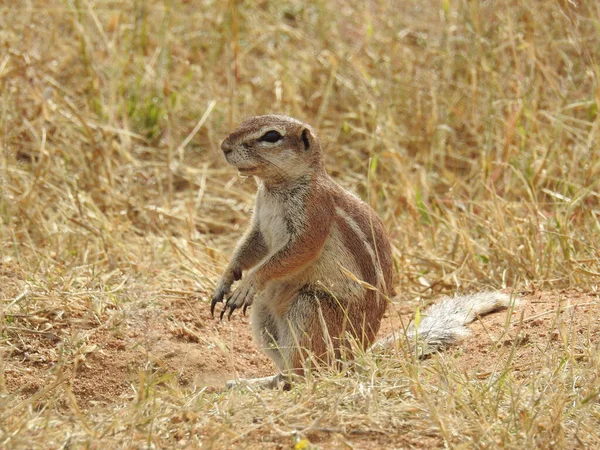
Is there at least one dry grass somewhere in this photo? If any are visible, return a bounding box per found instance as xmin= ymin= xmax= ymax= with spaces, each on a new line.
xmin=1 ymin=0 xmax=599 ymax=448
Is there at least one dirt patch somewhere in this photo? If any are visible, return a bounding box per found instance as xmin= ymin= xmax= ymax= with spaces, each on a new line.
xmin=3 ymin=289 xmax=273 ymax=408
xmin=3 ymin=288 xmax=599 ymax=409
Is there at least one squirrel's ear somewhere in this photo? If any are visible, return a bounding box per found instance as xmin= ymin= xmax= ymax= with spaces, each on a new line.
xmin=301 ymin=128 xmax=311 ymax=151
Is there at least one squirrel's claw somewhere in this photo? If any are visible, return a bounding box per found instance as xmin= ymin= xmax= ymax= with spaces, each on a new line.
xmin=225 ymin=304 xmax=238 ymax=320
xmin=219 ymin=294 xmax=238 ymax=320
xmin=221 ymin=280 xmax=255 ymax=320
xmin=210 ymin=294 xmax=223 ymax=317
xmin=221 ymin=295 xmax=241 ymax=321
xmin=212 ymin=275 xmax=235 ymax=317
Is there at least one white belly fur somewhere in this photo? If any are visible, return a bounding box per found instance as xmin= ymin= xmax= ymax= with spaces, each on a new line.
xmin=256 ymin=191 xmax=290 ymax=257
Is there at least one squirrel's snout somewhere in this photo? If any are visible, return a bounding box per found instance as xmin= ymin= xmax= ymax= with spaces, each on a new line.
xmin=221 ymin=140 xmax=233 ymax=155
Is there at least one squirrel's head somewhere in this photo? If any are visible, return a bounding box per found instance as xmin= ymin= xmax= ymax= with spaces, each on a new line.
xmin=221 ymin=115 xmax=324 ymax=183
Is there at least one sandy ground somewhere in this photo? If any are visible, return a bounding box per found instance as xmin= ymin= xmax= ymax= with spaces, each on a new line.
xmin=4 ymin=283 xmax=598 ymax=413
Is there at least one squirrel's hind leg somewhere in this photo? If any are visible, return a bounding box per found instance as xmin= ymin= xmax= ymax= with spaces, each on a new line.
xmin=272 ymin=288 xmax=379 ymax=372
xmin=223 ymin=301 xmax=295 ymax=390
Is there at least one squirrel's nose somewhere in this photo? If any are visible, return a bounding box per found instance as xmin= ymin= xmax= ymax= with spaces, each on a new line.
xmin=221 ymin=140 xmax=233 ymax=155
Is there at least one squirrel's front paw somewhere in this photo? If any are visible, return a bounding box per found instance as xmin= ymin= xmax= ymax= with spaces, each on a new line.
xmin=211 ymin=267 xmax=242 ymax=317
xmin=221 ymin=278 xmax=256 ymax=320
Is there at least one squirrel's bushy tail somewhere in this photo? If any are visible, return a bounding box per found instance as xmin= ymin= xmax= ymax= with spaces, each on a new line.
xmin=374 ymin=292 xmax=517 ymax=354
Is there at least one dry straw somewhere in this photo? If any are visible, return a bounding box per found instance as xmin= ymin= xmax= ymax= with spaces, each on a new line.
xmin=1 ymin=0 xmax=599 ymax=448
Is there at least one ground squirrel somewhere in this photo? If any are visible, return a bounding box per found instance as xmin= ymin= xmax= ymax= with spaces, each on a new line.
xmin=211 ymin=115 xmax=515 ymax=388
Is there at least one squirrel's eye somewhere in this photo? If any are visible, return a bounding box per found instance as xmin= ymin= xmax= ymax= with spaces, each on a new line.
xmin=259 ymin=130 xmax=283 ymax=143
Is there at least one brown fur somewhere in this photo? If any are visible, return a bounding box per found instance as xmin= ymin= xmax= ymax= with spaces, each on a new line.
xmin=253 ymin=182 xmax=333 ymax=287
